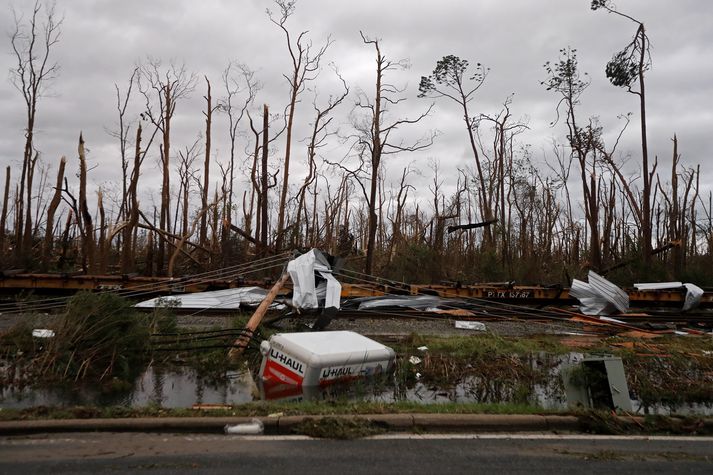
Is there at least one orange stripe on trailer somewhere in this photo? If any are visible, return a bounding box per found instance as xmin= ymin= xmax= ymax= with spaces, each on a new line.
xmin=263 ymin=358 xmax=304 ymax=386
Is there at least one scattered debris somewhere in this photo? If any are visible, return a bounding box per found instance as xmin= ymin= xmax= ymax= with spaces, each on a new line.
xmin=454 ymin=321 xmax=486 ymax=331
xmin=293 ymin=416 xmax=385 ymax=439
xmin=408 ymin=356 xmax=422 ymax=365
xmin=417 ymin=346 xmax=429 ymax=352
xmin=428 ymin=308 xmax=476 ymax=317
xmin=192 ymin=404 xmax=232 ymax=411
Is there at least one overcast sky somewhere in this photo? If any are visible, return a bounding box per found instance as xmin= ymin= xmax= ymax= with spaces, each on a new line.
xmin=1 ymin=0 xmax=711 ymax=218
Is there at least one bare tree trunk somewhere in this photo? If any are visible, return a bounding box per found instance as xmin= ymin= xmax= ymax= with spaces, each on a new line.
xmin=260 ymin=104 xmax=269 ymax=255
xmin=200 ymin=76 xmax=214 ymax=248
xmin=669 ymin=135 xmax=682 ymax=276
xmin=0 ymin=167 xmax=10 ymax=257
xmin=121 ymin=124 xmax=142 ymax=273
xmin=22 ymin=152 xmax=39 ymax=255
xmin=78 ymin=134 xmax=95 ymax=273
xmin=42 ymin=156 xmax=66 ymax=268
xmin=97 ymin=189 xmax=107 ymax=273
xmin=637 ymin=24 xmax=653 ymax=267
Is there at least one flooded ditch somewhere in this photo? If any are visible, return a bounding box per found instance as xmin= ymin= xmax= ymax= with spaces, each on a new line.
xmin=3 ymin=350 xmax=713 ymax=416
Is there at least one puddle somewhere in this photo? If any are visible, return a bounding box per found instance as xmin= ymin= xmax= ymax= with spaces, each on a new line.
xmin=1 ymin=366 xmax=257 ymax=409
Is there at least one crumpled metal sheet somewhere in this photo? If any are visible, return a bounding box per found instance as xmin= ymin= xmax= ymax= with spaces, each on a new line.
xmin=569 ymin=271 xmax=628 ymax=315
xmin=134 ymin=286 xmax=274 ymax=310
xmin=357 ymin=295 xmax=443 ymax=310
xmin=683 ymin=283 xmax=704 ymax=311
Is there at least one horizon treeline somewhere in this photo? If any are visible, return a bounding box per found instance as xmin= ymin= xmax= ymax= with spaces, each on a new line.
xmin=1 ymin=0 xmax=712 ymax=286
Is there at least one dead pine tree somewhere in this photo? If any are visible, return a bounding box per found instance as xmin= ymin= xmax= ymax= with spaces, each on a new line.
xmin=199 ymin=76 xmax=220 ymax=250
xmin=220 ymin=62 xmax=258 ymax=248
xmin=111 ymin=67 xmax=138 ymax=228
xmin=138 ymin=58 xmax=197 ymax=275
xmin=0 ymin=167 xmax=10 ymax=257
xmin=542 ymin=47 xmax=607 ymax=271
xmin=260 ymin=104 xmax=270 ymax=254
xmin=9 ymin=0 xmax=62 ymax=259
xmin=592 ymin=0 xmax=654 ymax=268
xmin=268 ymin=0 xmax=332 ymax=252
xmin=419 ymin=55 xmax=494 ymax=247
xmin=77 ymin=134 xmax=95 ymax=273
xmin=353 ymin=32 xmax=434 ymax=275
xmin=293 ymin=68 xmax=349 ymax=248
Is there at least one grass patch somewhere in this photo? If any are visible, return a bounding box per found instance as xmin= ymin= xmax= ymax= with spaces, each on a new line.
xmin=398 ymin=333 xmax=569 ymax=358
xmin=293 ymin=416 xmax=386 ymax=439
xmin=0 ymin=401 xmax=553 ymax=422
xmin=576 ymin=410 xmax=713 ymax=436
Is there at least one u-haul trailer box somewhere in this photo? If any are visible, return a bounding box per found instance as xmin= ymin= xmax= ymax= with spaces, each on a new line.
xmin=259 ymin=331 xmax=395 ymax=387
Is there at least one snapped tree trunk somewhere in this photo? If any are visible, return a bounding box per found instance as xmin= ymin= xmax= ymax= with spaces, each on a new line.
xmin=42 ymin=156 xmax=66 ymax=269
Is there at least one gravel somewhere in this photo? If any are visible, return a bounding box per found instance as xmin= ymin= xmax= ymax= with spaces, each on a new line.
xmin=176 ymin=314 xmax=583 ymax=338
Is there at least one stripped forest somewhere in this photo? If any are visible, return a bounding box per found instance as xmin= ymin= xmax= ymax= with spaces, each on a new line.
xmin=1 ymin=0 xmax=711 ymax=286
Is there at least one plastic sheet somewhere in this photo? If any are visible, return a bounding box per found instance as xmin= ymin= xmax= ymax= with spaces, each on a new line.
xmin=287 ymin=249 xmax=341 ymax=310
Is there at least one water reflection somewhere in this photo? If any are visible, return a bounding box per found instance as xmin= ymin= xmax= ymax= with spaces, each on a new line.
xmin=1 ymin=366 xmax=257 ymax=409
xmin=2 ymin=352 xmax=713 ymax=417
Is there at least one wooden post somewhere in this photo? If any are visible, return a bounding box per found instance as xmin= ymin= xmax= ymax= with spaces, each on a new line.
xmin=228 ymin=272 xmax=290 ymax=359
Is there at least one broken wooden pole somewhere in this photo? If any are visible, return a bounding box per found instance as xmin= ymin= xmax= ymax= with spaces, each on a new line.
xmin=228 ymin=272 xmax=290 ymax=359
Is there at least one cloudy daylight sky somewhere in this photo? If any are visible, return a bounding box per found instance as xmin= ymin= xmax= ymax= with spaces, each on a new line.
xmin=0 ymin=0 xmax=711 ymax=217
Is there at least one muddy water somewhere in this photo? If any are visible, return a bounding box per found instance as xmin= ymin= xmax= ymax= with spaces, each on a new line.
xmin=1 ymin=366 xmax=257 ymax=409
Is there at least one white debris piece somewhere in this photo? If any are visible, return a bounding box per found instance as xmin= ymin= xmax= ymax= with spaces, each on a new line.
xmin=287 ymin=249 xmax=341 ymax=310
xmin=408 ymin=356 xmax=422 ymax=365
xmin=224 ymin=418 xmax=264 ymax=435
xmin=31 ymin=329 xmax=55 ymax=338
xmin=634 ymin=281 xmax=704 ymax=312
xmin=569 ymin=271 xmax=629 ymax=315
xmin=417 ymin=346 xmax=429 ymax=352
xmin=134 ymin=286 xmax=276 ymax=310
xmin=683 ymin=283 xmax=704 ymax=311
xmin=634 ymin=281 xmax=683 ymax=290
xmin=454 ymin=321 xmax=487 ymax=331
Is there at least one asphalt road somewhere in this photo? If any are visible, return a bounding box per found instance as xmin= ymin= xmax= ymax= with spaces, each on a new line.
xmin=1 ymin=432 xmax=712 ymax=474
